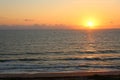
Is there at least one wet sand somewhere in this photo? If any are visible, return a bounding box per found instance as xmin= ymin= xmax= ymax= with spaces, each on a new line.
xmin=0 ymin=71 xmax=120 ymax=80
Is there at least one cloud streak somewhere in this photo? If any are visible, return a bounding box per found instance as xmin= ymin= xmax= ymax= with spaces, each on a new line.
xmin=24 ymin=19 xmax=34 ymax=22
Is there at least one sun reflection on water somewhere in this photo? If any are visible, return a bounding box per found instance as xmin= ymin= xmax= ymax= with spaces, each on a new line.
xmin=84 ymin=30 xmax=97 ymax=52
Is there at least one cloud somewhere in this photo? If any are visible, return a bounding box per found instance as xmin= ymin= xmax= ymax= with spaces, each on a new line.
xmin=24 ymin=19 xmax=34 ymax=22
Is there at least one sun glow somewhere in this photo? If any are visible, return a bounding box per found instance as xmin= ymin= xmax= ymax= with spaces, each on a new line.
xmin=82 ymin=18 xmax=99 ymax=29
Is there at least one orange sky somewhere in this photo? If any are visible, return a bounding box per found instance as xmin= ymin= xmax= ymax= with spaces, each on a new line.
xmin=0 ymin=0 xmax=120 ymax=29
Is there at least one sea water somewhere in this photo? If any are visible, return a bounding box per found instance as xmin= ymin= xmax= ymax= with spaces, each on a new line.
xmin=0 ymin=29 xmax=120 ymax=73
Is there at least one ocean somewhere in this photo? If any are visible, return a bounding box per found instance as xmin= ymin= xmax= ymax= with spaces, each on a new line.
xmin=0 ymin=29 xmax=120 ymax=73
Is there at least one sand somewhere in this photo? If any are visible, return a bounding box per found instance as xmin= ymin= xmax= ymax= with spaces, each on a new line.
xmin=0 ymin=71 xmax=120 ymax=80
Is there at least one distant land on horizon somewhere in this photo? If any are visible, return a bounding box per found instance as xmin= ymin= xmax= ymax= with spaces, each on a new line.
xmin=0 ymin=24 xmax=120 ymax=30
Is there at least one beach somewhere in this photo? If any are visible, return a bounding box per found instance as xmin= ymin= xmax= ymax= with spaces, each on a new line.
xmin=0 ymin=71 xmax=120 ymax=80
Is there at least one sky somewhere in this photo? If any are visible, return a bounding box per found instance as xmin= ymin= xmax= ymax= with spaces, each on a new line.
xmin=0 ymin=0 xmax=120 ymax=29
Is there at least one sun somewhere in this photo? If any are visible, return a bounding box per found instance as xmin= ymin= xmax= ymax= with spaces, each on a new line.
xmin=87 ymin=21 xmax=94 ymax=29
xmin=88 ymin=21 xmax=93 ymax=27
xmin=80 ymin=18 xmax=99 ymax=29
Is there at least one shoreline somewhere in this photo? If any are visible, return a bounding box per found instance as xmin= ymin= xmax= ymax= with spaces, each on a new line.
xmin=0 ymin=71 xmax=120 ymax=78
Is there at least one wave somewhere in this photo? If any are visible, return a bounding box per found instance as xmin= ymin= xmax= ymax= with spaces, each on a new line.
xmin=58 ymin=57 xmax=120 ymax=61
xmin=0 ymin=53 xmax=22 ymax=55
xmin=0 ymin=65 xmax=119 ymax=70
xmin=0 ymin=49 xmax=119 ymax=56
xmin=26 ymin=50 xmax=119 ymax=55
xmin=74 ymin=50 xmax=120 ymax=54
xmin=0 ymin=58 xmax=46 ymax=62
xmin=97 ymin=50 xmax=120 ymax=53
xmin=0 ymin=51 xmax=64 ymax=56
xmin=0 ymin=57 xmax=120 ymax=62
